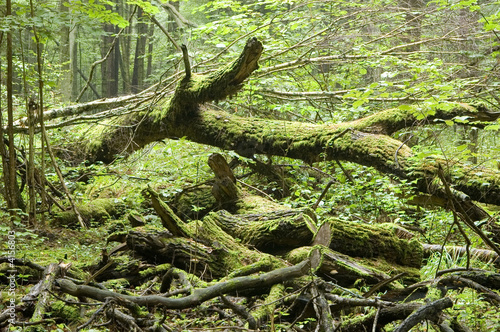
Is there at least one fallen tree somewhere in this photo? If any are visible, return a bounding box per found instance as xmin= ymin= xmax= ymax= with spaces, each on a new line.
xmin=4 ymin=37 xmax=500 ymax=331
xmin=23 ymin=38 xmax=500 ymax=208
xmin=29 ymin=37 xmax=499 ymax=247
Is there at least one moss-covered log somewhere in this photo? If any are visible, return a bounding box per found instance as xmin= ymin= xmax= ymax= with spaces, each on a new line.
xmin=285 ymin=246 xmax=420 ymax=288
xmin=60 ymin=37 xmax=500 ymax=207
xmin=327 ymin=219 xmax=423 ymax=268
xmin=52 ymin=198 xmax=126 ymax=227
xmin=212 ymin=209 xmax=316 ymax=253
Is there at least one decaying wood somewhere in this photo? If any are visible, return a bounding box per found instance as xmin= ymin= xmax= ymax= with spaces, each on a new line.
xmin=394 ymin=297 xmax=453 ymax=332
xmin=56 ymin=255 xmax=316 ymax=309
xmin=423 ymin=244 xmax=499 ymax=265
xmin=208 ymin=153 xmax=239 ymax=204
xmin=26 ymin=263 xmax=61 ymax=323
xmin=438 ymin=275 xmax=500 ymax=305
xmin=16 ymin=37 xmax=498 ymax=211
xmin=146 ymin=186 xmax=189 ymax=237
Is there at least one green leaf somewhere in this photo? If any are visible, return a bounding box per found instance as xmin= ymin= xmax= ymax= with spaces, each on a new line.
xmin=485 ymin=124 xmax=500 ymax=131
xmin=398 ymin=105 xmax=413 ymax=111
xmin=353 ymin=99 xmax=365 ymax=108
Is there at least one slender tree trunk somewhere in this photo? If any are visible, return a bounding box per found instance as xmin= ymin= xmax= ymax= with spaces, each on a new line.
xmin=119 ymin=2 xmax=131 ymax=94
xmin=0 ymin=34 xmax=11 ymax=209
xmin=70 ymin=25 xmax=79 ymax=100
xmin=59 ymin=0 xmax=71 ymax=101
xmin=118 ymin=3 xmax=132 ymax=94
xmin=146 ymin=22 xmax=154 ymax=79
xmin=168 ymin=1 xmax=180 ymax=31
xmin=131 ymin=7 xmax=147 ymax=93
xmin=3 ymin=0 xmax=24 ymax=211
xmin=101 ymin=22 xmax=120 ymax=98
xmin=400 ymin=0 xmax=423 ymax=52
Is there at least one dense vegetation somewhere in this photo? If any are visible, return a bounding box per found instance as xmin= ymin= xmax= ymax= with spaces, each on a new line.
xmin=1 ymin=0 xmax=500 ymax=331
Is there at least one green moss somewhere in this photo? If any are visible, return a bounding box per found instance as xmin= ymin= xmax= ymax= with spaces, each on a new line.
xmin=139 ymin=263 xmax=172 ymax=279
xmin=174 ymin=185 xmax=217 ymax=220
xmin=103 ymin=278 xmax=130 ymax=289
xmin=52 ymin=198 xmax=127 ymax=228
xmin=236 ymin=194 xmax=288 ymax=214
xmin=327 ymin=218 xmax=423 ymax=268
xmin=251 ymin=283 xmax=286 ymax=325
xmin=50 ymin=300 xmax=82 ymax=324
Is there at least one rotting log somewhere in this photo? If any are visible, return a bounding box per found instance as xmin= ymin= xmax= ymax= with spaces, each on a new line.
xmin=212 ymin=209 xmax=316 ymax=252
xmin=285 ymin=246 xmax=420 ymax=288
xmin=23 ymin=263 xmax=61 ymax=323
xmin=52 ymin=198 xmax=126 ymax=227
xmin=73 ymin=37 xmax=263 ymax=164
xmin=394 ymin=297 xmax=453 ymax=332
xmin=327 ymin=219 xmax=423 ymax=268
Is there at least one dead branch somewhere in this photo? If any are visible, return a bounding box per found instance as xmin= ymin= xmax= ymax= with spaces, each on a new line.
xmin=393 ymin=297 xmax=453 ymax=332
xmin=56 ymin=255 xmax=316 ymax=309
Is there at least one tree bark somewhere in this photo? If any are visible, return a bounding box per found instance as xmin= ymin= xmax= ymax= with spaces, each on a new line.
xmin=101 ymin=21 xmax=120 ymax=98
xmin=131 ymin=7 xmax=147 ymax=93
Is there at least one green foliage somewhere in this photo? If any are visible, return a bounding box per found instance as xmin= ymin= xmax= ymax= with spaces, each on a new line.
xmin=66 ymin=0 xmax=129 ymax=28
xmin=2 ymin=0 xmax=500 ymax=329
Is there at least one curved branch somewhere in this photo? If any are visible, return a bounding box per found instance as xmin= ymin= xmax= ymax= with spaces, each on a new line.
xmin=56 ymin=256 xmax=314 ymax=309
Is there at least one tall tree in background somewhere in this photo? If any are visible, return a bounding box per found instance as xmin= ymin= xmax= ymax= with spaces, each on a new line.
xmin=131 ymin=7 xmax=147 ymax=93
xmin=59 ymin=0 xmax=71 ymax=101
xmin=119 ymin=2 xmax=132 ymax=94
xmin=1 ymin=0 xmax=24 ymax=212
xmin=101 ymin=20 xmax=120 ymax=98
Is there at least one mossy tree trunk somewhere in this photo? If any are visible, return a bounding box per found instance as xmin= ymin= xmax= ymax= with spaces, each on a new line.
xmin=62 ymin=38 xmax=500 ymax=210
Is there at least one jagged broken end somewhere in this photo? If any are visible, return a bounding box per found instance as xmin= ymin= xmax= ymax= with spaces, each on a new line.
xmin=181 ymin=37 xmax=263 ymax=105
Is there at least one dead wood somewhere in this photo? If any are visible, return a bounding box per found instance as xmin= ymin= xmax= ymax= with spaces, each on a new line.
xmin=208 ymin=153 xmax=240 ymax=205
xmin=310 ymin=280 xmax=335 ymax=332
xmin=52 ymin=198 xmax=126 ymax=228
xmin=437 ymin=271 xmax=500 ymax=291
xmin=145 ymin=186 xmax=189 ymax=237
xmin=26 ymin=263 xmax=61 ymax=323
xmin=56 ymin=254 xmax=316 ymax=309
xmin=437 ymin=275 xmax=500 ymax=305
xmin=340 ymin=302 xmax=421 ymax=332
xmin=212 ymin=209 xmax=316 ymax=252
xmin=394 ymin=297 xmax=453 ymax=332
xmin=0 ymin=257 xmax=45 ymax=273
xmin=21 ymin=37 xmax=498 ymax=212
xmin=423 ymin=244 xmax=499 ymax=265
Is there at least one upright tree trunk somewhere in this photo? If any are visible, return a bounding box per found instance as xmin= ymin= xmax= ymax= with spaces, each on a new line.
xmin=131 ymin=7 xmax=147 ymax=93
xmin=400 ymin=0 xmax=423 ymax=52
xmin=167 ymin=1 xmax=180 ymax=31
xmin=101 ymin=21 xmax=120 ymax=98
xmin=3 ymin=0 xmax=24 ymax=211
xmin=146 ymin=22 xmax=154 ymax=79
xmin=59 ymin=0 xmax=71 ymax=101
xmin=70 ymin=25 xmax=79 ymax=100
xmin=119 ymin=2 xmax=131 ymax=94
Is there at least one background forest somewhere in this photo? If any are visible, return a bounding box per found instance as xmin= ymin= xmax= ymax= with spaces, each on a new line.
xmin=1 ymin=0 xmax=500 ymax=331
